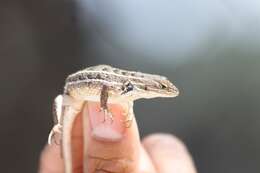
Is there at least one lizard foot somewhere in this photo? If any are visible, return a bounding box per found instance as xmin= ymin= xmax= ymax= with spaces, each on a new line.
xmin=121 ymin=112 xmax=133 ymax=128
xmin=123 ymin=116 xmax=133 ymax=128
xmin=99 ymin=107 xmax=114 ymax=124
xmin=48 ymin=124 xmax=62 ymax=145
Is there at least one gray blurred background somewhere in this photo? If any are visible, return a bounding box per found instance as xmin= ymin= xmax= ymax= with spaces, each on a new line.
xmin=1 ymin=0 xmax=260 ymax=172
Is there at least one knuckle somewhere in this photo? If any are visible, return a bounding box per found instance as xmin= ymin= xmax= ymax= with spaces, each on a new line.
xmin=88 ymin=155 xmax=135 ymax=173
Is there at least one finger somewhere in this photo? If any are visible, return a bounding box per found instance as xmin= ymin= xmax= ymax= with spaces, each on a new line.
xmin=71 ymin=101 xmax=157 ymax=173
xmin=38 ymin=143 xmax=64 ymax=173
xmin=138 ymin=145 xmax=157 ymax=173
xmin=142 ymin=134 xmax=197 ymax=173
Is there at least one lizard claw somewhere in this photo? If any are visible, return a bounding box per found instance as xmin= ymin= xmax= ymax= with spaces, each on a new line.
xmin=119 ymin=115 xmax=133 ymax=128
xmin=123 ymin=119 xmax=133 ymax=128
xmin=100 ymin=108 xmax=114 ymax=124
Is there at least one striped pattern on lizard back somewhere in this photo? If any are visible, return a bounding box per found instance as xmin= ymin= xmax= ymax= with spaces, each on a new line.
xmin=64 ymin=64 xmax=179 ymax=101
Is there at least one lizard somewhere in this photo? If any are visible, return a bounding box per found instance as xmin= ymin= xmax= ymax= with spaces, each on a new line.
xmin=48 ymin=64 xmax=179 ymax=173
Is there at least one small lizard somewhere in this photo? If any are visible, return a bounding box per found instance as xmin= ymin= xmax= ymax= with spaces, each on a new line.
xmin=48 ymin=64 xmax=179 ymax=173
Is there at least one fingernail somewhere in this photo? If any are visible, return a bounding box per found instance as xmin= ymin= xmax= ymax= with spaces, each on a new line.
xmin=85 ymin=101 xmax=126 ymax=142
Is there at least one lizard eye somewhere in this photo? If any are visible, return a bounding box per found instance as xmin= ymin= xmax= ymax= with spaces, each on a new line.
xmin=126 ymin=82 xmax=134 ymax=91
xmin=121 ymin=81 xmax=134 ymax=94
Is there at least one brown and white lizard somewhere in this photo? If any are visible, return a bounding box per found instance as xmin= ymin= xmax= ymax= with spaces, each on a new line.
xmin=48 ymin=64 xmax=179 ymax=173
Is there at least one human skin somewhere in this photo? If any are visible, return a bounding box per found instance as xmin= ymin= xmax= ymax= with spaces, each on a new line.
xmin=39 ymin=101 xmax=197 ymax=173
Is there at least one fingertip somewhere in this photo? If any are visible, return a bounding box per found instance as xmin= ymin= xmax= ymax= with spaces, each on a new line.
xmin=142 ymin=133 xmax=188 ymax=153
xmin=138 ymin=146 xmax=157 ymax=173
xmin=80 ymin=102 xmax=142 ymax=173
xmin=142 ymin=133 xmax=197 ymax=173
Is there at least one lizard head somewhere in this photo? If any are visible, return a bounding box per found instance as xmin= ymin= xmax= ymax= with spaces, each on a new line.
xmin=121 ymin=77 xmax=179 ymax=100
xmin=142 ymin=78 xmax=179 ymax=99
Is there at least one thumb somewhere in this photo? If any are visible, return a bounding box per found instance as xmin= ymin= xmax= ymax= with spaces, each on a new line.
xmin=71 ymin=101 xmax=156 ymax=173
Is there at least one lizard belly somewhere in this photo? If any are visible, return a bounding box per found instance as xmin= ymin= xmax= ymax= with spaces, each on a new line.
xmin=68 ymin=89 xmax=130 ymax=105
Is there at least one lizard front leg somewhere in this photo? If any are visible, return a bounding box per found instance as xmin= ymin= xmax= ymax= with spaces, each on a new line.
xmin=100 ymin=85 xmax=113 ymax=122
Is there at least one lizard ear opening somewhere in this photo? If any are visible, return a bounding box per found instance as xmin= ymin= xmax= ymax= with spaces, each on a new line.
xmin=121 ymin=81 xmax=134 ymax=95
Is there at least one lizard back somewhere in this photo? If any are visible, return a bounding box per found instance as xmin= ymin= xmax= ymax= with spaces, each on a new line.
xmin=64 ymin=65 xmax=179 ymax=102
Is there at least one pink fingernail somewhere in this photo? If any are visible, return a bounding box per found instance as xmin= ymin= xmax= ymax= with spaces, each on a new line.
xmin=86 ymin=101 xmax=126 ymax=142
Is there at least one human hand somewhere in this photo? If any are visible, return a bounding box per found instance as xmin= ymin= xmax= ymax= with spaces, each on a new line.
xmin=39 ymin=102 xmax=197 ymax=173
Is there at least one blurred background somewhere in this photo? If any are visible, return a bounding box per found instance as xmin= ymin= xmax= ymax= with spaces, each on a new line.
xmin=1 ymin=0 xmax=260 ymax=172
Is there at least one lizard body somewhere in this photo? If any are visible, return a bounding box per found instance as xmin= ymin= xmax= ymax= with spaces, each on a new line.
xmin=48 ymin=64 xmax=179 ymax=173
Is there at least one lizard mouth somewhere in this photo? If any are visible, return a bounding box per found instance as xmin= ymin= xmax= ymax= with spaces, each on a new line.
xmin=144 ymin=86 xmax=179 ymax=98
xmin=168 ymin=86 xmax=179 ymax=97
